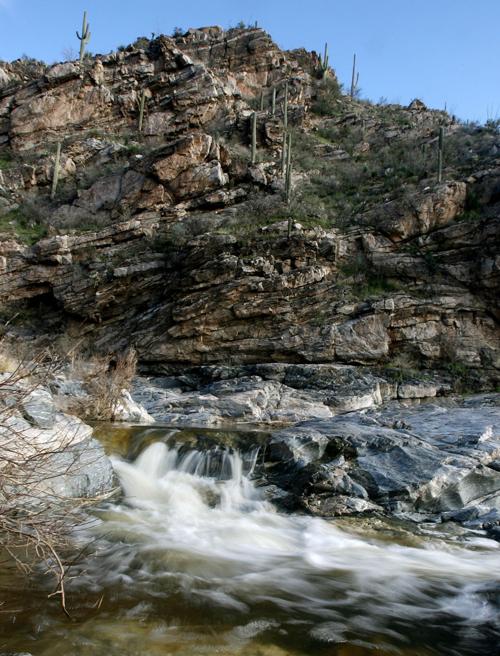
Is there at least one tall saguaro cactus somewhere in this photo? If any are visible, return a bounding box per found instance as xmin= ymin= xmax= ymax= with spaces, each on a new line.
xmin=437 ymin=127 xmax=444 ymax=183
xmin=319 ymin=42 xmax=329 ymax=79
xmin=350 ymin=53 xmax=359 ymax=98
xmin=280 ymin=81 xmax=290 ymax=177
xmin=77 ymin=11 xmax=91 ymax=63
xmin=285 ymin=132 xmax=292 ymax=204
xmin=281 ymin=126 xmax=287 ymax=177
xmin=251 ymin=111 xmax=257 ymax=165
xmin=50 ymin=141 xmax=62 ymax=201
xmin=138 ymin=90 xmax=146 ymax=133
xmin=285 ymin=132 xmax=293 ymax=238
xmin=283 ymin=80 xmax=289 ymax=129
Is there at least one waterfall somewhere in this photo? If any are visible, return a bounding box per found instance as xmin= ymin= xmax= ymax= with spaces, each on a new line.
xmin=81 ymin=441 xmax=500 ymax=645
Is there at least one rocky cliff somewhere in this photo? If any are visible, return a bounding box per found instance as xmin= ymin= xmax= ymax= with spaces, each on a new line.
xmin=0 ymin=26 xmax=499 ymax=397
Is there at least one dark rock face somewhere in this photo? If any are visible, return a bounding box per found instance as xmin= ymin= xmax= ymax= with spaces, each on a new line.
xmin=262 ymin=395 xmax=500 ymax=532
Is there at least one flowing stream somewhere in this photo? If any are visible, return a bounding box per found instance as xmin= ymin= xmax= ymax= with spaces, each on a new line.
xmin=1 ymin=427 xmax=500 ymax=655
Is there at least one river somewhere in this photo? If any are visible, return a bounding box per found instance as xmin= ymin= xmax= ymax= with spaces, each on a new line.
xmin=1 ymin=425 xmax=499 ymax=655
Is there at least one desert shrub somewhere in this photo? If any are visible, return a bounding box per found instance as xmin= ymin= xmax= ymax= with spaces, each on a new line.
xmin=66 ymin=349 xmax=137 ymax=421
xmin=311 ymin=78 xmax=343 ymax=116
xmin=0 ymin=346 xmax=109 ymax=613
xmin=132 ymin=36 xmax=150 ymax=50
xmin=382 ymin=351 xmax=422 ymax=383
xmin=338 ymin=254 xmax=367 ymax=278
xmin=354 ymin=274 xmax=401 ymax=299
xmin=0 ymin=153 xmax=13 ymax=170
xmin=0 ymin=207 xmax=47 ymax=244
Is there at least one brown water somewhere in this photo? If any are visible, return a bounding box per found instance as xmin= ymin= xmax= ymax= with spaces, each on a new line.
xmin=1 ymin=425 xmax=499 ymax=656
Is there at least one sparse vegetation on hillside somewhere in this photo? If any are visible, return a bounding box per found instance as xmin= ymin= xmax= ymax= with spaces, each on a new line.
xmin=0 ymin=208 xmax=47 ymax=244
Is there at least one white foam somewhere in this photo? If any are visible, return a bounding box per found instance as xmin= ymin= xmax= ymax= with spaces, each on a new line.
xmin=86 ymin=442 xmax=500 ymax=632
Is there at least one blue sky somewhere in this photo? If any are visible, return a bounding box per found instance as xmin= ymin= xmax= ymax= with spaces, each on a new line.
xmin=1 ymin=0 xmax=499 ymax=122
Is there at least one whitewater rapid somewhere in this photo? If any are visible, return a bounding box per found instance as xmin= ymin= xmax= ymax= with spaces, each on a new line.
xmin=80 ymin=441 xmax=500 ymax=646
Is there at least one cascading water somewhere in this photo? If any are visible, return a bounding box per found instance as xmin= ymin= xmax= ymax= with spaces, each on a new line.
xmin=72 ymin=441 xmax=500 ymax=654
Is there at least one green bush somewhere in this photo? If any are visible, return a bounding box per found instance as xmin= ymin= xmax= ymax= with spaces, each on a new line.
xmin=0 ymin=154 xmax=13 ymax=170
xmin=311 ymin=78 xmax=343 ymax=116
xmin=0 ymin=208 xmax=47 ymax=245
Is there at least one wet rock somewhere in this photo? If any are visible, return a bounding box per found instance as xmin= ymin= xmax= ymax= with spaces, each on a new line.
xmin=303 ymin=494 xmax=381 ymax=516
xmin=132 ymin=367 xmax=391 ymax=425
xmin=131 ymin=364 xmax=460 ymax=426
xmin=264 ymin=395 xmax=500 ymax=524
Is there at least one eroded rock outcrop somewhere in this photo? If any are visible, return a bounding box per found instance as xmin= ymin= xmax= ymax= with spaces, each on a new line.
xmin=0 ymin=26 xmax=498 ymax=389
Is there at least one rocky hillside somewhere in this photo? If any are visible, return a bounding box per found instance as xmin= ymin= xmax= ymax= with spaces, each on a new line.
xmin=0 ymin=26 xmax=499 ymax=395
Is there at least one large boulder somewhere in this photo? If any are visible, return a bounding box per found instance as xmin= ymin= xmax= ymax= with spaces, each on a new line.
xmin=363 ymin=182 xmax=467 ymax=241
xmin=263 ymin=395 xmax=500 ymax=529
xmin=0 ymin=378 xmax=115 ymax=500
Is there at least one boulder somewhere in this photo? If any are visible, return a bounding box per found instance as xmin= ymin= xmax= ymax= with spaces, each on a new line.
xmin=112 ymin=389 xmax=155 ymax=423
xmin=153 ymin=132 xmax=214 ymax=183
xmin=263 ymin=395 xmax=500 ymax=524
xmin=1 ymin=378 xmax=115 ymax=500
xmin=363 ymin=182 xmax=467 ymax=241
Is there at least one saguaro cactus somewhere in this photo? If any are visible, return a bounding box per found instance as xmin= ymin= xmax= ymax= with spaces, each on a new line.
xmin=77 ymin=11 xmax=91 ymax=63
xmin=286 ymin=132 xmax=293 ymax=238
xmin=319 ymin=42 xmax=329 ymax=79
xmin=437 ymin=127 xmax=444 ymax=183
xmin=350 ymin=53 xmax=359 ymax=98
xmin=251 ymin=111 xmax=257 ymax=164
xmin=50 ymin=141 xmax=62 ymax=201
xmin=285 ymin=132 xmax=292 ymax=204
xmin=283 ymin=80 xmax=289 ymax=129
xmin=271 ymin=87 xmax=276 ymax=117
xmin=281 ymin=126 xmax=287 ymax=177
xmin=138 ymin=90 xmax=146 ymax=133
